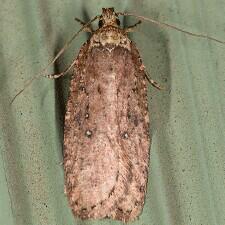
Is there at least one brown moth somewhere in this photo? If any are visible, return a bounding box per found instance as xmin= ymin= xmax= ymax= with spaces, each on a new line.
xmin=63 ymin=8 xmax=152 ymax=222
xmin=10 ymin=6 xmax=225 ymax=224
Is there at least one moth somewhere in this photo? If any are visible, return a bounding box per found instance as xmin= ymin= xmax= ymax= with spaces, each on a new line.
xmin=62 ymin=8 xmax=154 ymax=222
xmin=10 ymin=6 xmax=225 ymax=223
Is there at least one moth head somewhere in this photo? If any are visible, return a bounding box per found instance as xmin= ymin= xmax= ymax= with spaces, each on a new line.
xmin=98 ymin=8 xmax=120 ymax=28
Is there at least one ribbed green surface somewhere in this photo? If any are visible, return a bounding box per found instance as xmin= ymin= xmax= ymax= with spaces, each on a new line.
xmin=1 ymin=1 xmax=225 ymax=225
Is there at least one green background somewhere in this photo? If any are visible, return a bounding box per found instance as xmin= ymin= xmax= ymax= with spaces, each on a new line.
xmin=1 ymin=0 xmax=225 ymax=225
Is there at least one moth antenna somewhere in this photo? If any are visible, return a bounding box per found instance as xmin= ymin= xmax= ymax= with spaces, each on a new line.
xmin=119 ymin=12 xmax=225 ymax=45
xmin=10 ymin=15 xmax=100 ymax=105
xmin=74 ymin=18 xmax=94 ymax=32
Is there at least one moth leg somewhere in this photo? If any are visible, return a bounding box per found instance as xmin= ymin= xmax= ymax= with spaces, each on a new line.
xmin=145 ymin=70 xmax=163 ymax=90
xmin=75 ymin=17 xmax=94 ymax=33
xmin=125 ymin=20 xmax=142 ymax=33
xmin=45 ymin=58 xmax=77 ymax=79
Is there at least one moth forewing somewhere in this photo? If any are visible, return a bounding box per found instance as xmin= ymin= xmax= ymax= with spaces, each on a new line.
xmin=63 ymin=8 xmax=150 ymax=222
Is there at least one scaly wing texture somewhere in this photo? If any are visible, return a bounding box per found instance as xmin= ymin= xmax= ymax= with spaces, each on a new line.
xmin=64 ymin=42 xmax=150 ymax=222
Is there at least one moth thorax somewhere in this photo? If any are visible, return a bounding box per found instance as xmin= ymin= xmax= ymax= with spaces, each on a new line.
xmin=99 ymin=30 xmax=121 ymax=46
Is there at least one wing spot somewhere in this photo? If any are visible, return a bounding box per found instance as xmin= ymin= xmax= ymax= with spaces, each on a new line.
xmin=139 ymin=185 xmax=145 ymax=192
xmin=91 ymin=205 xmax=96 ymax=209
xmin=122 ymin=132 xmax=129 ymax=139
xmin=85 ymin=130 xmax=92 ymax=138
xmin=97 ymin=85 xmax=102 ymax=94
xmin=109 ymin=66 xmax=113 ymax=71
xmin=75 ymin=112 xmax=81 ymax=126
xmin=135 ymin=201 xmax=141 ymax=206
xmin=79 ymin=86 xmax=86 ymax=92
xmin=132 ymin=88 xmax=137 ymax=93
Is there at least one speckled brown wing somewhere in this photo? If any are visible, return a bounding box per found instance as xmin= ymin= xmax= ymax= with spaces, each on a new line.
xmin=63 ymin=40 xmax=150 ymax=222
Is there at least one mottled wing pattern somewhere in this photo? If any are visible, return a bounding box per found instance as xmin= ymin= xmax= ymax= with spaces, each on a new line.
xmin=63 ymin=40 xmax=150 ymax=222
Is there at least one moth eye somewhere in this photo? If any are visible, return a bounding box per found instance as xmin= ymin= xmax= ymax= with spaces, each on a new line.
xmin=116 ymin=18 xmax=120 ymax=26
xmin=98 ymin=20 xmax=103 ymax=28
